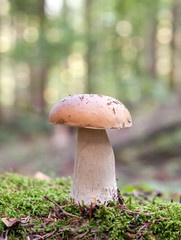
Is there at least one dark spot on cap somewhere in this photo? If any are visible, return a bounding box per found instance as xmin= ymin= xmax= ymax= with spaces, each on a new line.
xmin=79 ymin=96 xmax=84 ymax=101
xmin=112 ymin=107 xmax=116 ymax=114
xmin=107 ymin=102 xmax=112 ymax=105
xmin=113 ymin=100 xmax=121 ymax=105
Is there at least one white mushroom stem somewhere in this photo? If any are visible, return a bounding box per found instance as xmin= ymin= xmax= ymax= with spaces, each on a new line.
xmin=70 ymin=128 xmax=118 ymax=205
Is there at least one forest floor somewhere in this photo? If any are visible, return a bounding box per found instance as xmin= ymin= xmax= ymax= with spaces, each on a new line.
xmin=0 ymin=173 xmax=181 ymax=240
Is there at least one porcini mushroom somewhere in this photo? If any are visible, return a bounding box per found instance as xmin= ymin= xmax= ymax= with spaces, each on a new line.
xmin=49 ymin=94 xmax=132 ymax=205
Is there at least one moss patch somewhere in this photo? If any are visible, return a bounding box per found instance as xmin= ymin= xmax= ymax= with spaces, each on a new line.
xmin=0 ymin=173 xmax=181 ymax=239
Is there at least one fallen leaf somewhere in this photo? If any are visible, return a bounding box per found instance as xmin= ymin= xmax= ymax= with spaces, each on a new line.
xmin=1 ymin=217 xmax=21 ymax=227
xmin=34 ymin=171 xmax=51 ymax=180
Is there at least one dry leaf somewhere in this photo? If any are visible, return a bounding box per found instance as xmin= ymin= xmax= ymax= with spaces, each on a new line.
xmin=34 ymin=171 xmax=51 ymax=180
xmin=1 ymin=217 xmax=21 ymax=227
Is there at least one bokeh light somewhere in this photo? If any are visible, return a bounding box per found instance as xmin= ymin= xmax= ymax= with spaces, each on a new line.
xmin=23 ymin=27 xmax=39 ymax=43
xmin=44 ymin=87 xmax=59 ymax=104
xmin=0 ymin=0 xmax=10 ymax=16
xmin=1 ymin=66 xmax=15 ymax=106
xmin=157 ymin=27 xmax=172 ymax=44
xmin=116 ymin=20 xmax=132 ymax=37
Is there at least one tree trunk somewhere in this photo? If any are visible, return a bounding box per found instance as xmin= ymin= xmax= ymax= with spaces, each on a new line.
xmin=85 ymin=0 xmax=93 ymax=93
xmin=30 ymin=0 xmax=47 ymax=115
xmin=169 ymin=0 xmax=178 ymax=89
xmin=175 ymin=2 xmax=181 ymax=91
xmin=0 ymin=12 xmax=2 ymax=122
xmin=145 ymin=15 xmax=157 ymax=78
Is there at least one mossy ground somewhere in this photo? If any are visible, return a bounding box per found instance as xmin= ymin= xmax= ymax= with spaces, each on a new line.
xmin=0 ymin=173 xmax=181 ymax=239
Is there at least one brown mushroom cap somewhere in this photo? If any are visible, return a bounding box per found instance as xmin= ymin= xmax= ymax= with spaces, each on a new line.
xmin=49 ymin=94 xmax=132 ymax=129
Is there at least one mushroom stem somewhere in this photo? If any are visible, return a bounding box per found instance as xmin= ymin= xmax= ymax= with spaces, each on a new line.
xmin=70 ymin=128 xmax=118 ymax=205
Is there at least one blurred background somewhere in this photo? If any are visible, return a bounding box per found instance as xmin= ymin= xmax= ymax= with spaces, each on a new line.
xmin=0 ymin=0 xmax=181 ymax=190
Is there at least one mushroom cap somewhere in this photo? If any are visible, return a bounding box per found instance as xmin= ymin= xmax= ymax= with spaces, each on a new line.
xmin=49 ymin=94 xmax=132 ymax=129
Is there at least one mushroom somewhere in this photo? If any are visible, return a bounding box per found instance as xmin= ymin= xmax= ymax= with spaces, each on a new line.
xmin=49 ymin=94 xmax=132 ymax=205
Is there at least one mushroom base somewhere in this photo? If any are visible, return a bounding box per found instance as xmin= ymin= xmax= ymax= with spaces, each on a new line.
xmin=70 ymin=128 xmax=118 ymax=205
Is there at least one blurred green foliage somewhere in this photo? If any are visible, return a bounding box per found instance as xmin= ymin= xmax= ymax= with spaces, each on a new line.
xmin=0 ymin=0 xmax=179 ymax=119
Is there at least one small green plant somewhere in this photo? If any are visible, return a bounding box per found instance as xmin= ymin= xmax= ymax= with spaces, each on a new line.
xmin=0 ymin=173 xmax=181 ymax=239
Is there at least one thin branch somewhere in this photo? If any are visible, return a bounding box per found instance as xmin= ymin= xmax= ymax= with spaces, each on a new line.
xmin=44 ymin=196 xmax=80 ymax=218
xmin=76 ymin=230 xmax=89 ymax=239
xmin=34 ymin=228 xmax=57 ymax=240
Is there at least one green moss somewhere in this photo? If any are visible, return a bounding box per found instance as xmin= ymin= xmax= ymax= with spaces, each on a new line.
xmin=0 ymin=173 xmax=181 ymax=239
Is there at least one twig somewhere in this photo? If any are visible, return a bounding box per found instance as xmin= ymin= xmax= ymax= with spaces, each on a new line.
xmin=148 ymin=224 xmax=158 ymax=240
xmin=34 ymin=228 xmax=57 ymax=240
xmin=76 ymin=230 xmax=89 ymax=239
xmin=78 ymin=203 xmax=84 ymax=217
xmin=44 ymin=196 xmax=80 ymax=218
xmin=138 ymin=224 xmax=147 ymax=233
